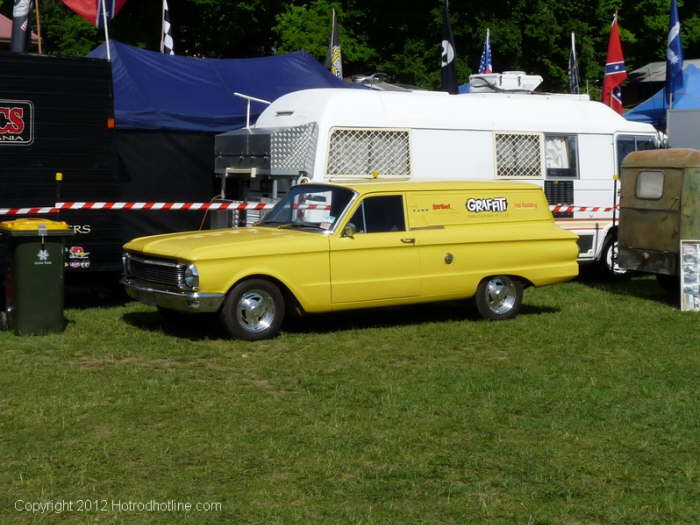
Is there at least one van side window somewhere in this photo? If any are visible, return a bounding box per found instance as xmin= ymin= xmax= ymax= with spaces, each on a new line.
xmin=636 ymin=171 xmax=664 ymax=200
xmin=545 ymin=135 xmax=578 ymax=179
xmin=348 ymin=196 xmax=405 ymax=233
xmin=617 ymin=135 xmax=656 ymax=172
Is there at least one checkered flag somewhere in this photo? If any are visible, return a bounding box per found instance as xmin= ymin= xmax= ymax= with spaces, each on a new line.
xmin=160 ymin=0 xmax=174 ymax=55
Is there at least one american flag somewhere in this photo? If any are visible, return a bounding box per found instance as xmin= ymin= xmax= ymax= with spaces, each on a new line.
xmin=478 ymin=28 xmax=492 ymax=74
xmin=601 ymin=13 xmax=627 ymax=114
xmin=161 ymin=0 xmax=174 ymax=55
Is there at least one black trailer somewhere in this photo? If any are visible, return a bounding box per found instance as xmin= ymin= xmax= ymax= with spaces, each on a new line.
xmin=0 ymin=52 xmax=218 ymax=278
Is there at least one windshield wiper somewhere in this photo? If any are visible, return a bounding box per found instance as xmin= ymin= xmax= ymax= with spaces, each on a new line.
xmin=277 ymin=222 xmax=322 ymax=230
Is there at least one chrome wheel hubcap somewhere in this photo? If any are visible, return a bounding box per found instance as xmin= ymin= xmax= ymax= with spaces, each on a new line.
xmin=486 ymin=277 xmax=517 ymax=315
xmin=236 ymin=290 xmax=275 ymax=333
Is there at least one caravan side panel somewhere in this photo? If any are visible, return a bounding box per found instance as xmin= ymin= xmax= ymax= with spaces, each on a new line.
xmin=411 ymin=129 xmax=493 ymax=180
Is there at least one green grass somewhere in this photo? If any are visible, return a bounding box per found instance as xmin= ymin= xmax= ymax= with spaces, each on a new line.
xmin=1 ymin=275 xmax=699 ymax=524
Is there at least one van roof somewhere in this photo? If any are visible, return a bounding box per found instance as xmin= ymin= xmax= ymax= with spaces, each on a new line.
xmin=331 ymin=179 xmax=542 ymax=195
xmin=258 ymin=88 xmax=658 ymax=136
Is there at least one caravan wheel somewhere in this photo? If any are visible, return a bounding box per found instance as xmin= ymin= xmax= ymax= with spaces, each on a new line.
xmin=599 ymin=238 xmax=629 ymax=279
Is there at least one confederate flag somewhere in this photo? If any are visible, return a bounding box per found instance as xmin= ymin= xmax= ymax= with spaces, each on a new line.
xmin=602 ymin=14 xmax=627 ymax=114
xmin=62 ymin=0 xmax=128 ymax=28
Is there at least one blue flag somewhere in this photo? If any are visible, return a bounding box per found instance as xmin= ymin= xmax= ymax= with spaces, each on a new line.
xmin=666 ymin=0 xmax=683 ymax=105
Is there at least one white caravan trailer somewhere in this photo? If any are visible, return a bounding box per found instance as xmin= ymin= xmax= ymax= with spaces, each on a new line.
xmin=214 ymin=81 xmax=659 ymax=275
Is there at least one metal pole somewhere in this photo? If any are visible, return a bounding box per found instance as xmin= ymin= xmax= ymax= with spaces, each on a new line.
xmin=55 ymin=172 xmax=63 ymax=220
xmin=34 ymin=0 xmax=43 ymax=54
xmin=160 ymin=0 xmax=165 ymax=53
xmin=611 ymin=172 xmax=619 ymax=269
xmin=232 ymin=92 xmax=272 ymax=130
xmin=101 ymin=0 xmax=111 ymax=61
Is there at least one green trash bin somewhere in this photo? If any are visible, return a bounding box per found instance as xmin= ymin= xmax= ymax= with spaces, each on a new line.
xmin=1 ymin=219 xmax=73 ymax=335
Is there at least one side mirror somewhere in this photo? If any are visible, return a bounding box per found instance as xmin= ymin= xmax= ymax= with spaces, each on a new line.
xmin=342 ymin=223 xmax=357 ymax=238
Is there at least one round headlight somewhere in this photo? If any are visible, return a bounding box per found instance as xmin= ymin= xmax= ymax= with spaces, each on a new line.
xmin=183 ymin=263 xmax=199 ymax=290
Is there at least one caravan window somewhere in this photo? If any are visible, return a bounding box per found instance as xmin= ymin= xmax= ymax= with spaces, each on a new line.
xmin=545 ymin=135 xmax=578 ymax=179
xmin=327 ymin=128 xmax=411 ymax=178
xmin=495 ymin=132 xmax=544 ymax=178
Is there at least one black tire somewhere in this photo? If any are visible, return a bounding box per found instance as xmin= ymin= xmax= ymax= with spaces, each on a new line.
xmin=219 ymin=279 xmax=285 ymax=340
xmin=598 ymin=238 xmax=629 ymax=280
xmin=474 ymin=275 xmax=523 ymax=320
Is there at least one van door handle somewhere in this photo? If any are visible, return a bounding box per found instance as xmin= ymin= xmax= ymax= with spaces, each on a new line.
xmin=401 ymin=237 xmax=415 ymax=244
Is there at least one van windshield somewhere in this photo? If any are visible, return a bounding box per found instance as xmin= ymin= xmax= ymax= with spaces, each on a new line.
xmin=258 ymin=184 xmax=355 ymax=232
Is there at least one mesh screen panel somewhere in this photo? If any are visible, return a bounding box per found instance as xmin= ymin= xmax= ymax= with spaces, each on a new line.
xmin=495 ymin=132 xmax=544 ymax=178
xmin=271 ymin=123 xmax=318 ymax=175
xmin=327 ymin=128 xmax=411 ymax=178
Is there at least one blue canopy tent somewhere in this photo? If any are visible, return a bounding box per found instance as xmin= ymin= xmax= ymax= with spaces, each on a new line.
xmin=625 ymin=64 xmax=700 ymax=128
xmin=80 ymin=41 xmax=364 ymax=251
xmin=88 ymin=40 xmax=361 ymax=131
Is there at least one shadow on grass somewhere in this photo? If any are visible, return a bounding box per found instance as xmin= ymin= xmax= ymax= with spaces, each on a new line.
xmin=122 ymin=310 xmax=226 ymax=341
xmin=121 ymin=299 xmax=560 ymax=340
xmin=65 ymin=272 xmax=130 ymax=309
xmin=577 ymin=271 xmax=677 ymax=307
xmin=284 ymin=301 xmax=560 ymax=336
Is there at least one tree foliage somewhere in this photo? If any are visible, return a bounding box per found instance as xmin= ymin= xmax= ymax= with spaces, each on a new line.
xmin=2 ymin=0 xmax=700 ymax=92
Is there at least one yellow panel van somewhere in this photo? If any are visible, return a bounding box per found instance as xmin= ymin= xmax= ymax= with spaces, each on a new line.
xmin=122 ymin=181 xmax=579 ymax=340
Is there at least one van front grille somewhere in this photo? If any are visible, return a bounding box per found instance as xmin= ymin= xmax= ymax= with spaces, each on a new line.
xmin=126 ymin=254 xmax=184 ymax=288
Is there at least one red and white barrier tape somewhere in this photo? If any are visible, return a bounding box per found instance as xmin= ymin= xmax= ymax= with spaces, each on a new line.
xmin=0 ymin=201 xmax=616 ymax=216
xmin=54 ymin=201 xmax=277 ymax=211
xmin=0 ymin=206 xmax=60 ymax=216
xmin=0 ymin=201 xmax=331 ymax=216
xmin=550 ymin=204 xmax=618 ymax=213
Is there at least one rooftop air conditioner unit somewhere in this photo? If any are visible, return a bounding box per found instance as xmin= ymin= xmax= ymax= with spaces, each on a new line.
xmin=468 ymin=71 xmax=543 ymax=93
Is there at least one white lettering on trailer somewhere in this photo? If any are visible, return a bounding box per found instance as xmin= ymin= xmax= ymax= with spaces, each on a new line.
xmin=466 ymin=197 xmax=508 ymax=213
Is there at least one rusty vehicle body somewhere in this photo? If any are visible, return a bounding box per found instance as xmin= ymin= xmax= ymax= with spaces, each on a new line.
xmin=619 ymin=149 xmax=700 ymax=278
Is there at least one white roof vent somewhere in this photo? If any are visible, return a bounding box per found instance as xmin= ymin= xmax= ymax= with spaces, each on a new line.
xmin=468 ymin=72 xmax=543 ymax=93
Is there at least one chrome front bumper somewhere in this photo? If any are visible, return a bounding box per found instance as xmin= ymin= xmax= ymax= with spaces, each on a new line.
xmin=121 ymin=278 xmax=225 ymax=313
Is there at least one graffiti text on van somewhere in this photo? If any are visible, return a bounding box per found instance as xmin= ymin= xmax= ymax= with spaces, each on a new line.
xmin=466 ymin=197 xmax=508 ymax=213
